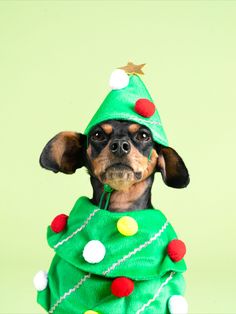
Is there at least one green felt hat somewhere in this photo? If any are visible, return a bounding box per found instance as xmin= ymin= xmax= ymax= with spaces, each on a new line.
xmin=84 ymin=63 xmax=168 ymax=147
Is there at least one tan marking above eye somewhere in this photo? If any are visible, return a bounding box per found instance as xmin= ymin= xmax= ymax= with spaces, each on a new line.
xmin=100 ymin=123 xmax=113 ymax=134
xmin=128 ymin=124 xmax=141 ymax=133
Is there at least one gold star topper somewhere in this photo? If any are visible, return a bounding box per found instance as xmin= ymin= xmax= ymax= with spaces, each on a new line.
xmin=119 ymin=62 xmax=146 ymax=75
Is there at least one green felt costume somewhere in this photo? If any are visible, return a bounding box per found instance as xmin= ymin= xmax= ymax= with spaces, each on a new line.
xmin=37 ymin=196 xmax=186 ymax=314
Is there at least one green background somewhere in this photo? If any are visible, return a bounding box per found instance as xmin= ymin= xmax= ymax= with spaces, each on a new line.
xmin=0 ymin=1 xmax=235 ymax=313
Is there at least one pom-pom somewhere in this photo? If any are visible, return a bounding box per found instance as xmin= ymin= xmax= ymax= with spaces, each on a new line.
xmin=50 ymin=214 xmax=68 ymax=233
xmin=109 ymin=69 xmax=129 ymax=90
xmin=111 ymin=277 xmax=134 ymax=298
xmin=33 ymin=270 xmax=48 ymax=291
xmin=117 ymin=216 xmax=138 ymax=236
xmin=134 ymin=98 xmax=156 ymax=118
xmin=168 ymin=295 xmax=188 ymax=314
xmin=167 ymin=239 xmax=186 ymax=262
xmin=83 ymin=240 xmax=106 ymax=264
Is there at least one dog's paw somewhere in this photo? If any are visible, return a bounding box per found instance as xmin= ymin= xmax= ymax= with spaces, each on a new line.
xmin=168 ymin=295 xmax=188 ymax=314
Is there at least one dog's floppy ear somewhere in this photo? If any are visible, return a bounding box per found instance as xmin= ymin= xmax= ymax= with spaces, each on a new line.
xmin=39 ymin=131 xmax=87 ymax=174
xmin=156 ymin=145 xmax=190 ymax=188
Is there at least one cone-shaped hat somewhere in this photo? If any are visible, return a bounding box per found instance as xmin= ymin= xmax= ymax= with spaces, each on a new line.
xmin=84 ymin=62 xmax=168 ymax=146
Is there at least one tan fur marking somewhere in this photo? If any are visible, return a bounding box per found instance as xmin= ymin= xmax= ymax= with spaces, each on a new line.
xmin=86 ymin=144 xmax=92 ymax=158
xmin=128 ymin=124 xmax=141 ymax=133
xmin=126 ymin=144 xmax=158 ymax=181
xmin=142 ymin=148 xmax=158 ymax=180
xmin=100 ymin=123 xmax=113 ymax=134
xmin=92 ymin=144 xmax=113 ymax=178
xmin=158 ymin=147 xmax=179 ymax=178
xmin=109 ymin=180 xmax=148 ymax=211
xmin=51 ymin=132 xmax=79 ymax=167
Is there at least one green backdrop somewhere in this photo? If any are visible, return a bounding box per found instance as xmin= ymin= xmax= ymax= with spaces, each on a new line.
xmin=0 ymin=1 xmax=235 ymax=313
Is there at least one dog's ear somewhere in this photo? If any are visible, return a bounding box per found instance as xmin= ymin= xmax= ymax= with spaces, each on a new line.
xmin=39 ymin=131 xmax=87 ymax=174
xmin=156 ymin=145 xmax=190 ymax=188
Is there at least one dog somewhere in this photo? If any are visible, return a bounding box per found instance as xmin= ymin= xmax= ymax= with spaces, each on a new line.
xmin=40 ymin=120 xmax=189 ymax=211
xmin=35 ymin=63 xmax=190 ymax=314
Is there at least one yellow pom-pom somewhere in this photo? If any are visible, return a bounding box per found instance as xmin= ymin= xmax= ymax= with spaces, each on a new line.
xmin=117 ymin=216 xmax=138 ymax=236
xmin=84 ymin=311 xmax=99 ymax=314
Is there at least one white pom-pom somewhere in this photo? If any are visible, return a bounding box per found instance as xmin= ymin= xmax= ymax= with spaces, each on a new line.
xmin=83 ymin=240 xmax=106 ymax=264
xmin=168 ymin=295 xmax=188 ymax=314
xmin=109 ymin=69 xmax=129 ymax=90
xmin=33 ymin=270 xmax=48 ymax=291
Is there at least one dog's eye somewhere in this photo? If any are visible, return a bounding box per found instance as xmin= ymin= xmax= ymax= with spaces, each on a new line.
xmin=91 ymin=131 xmax=106 ymax=142
xmin=136 ymin=131 xmax=151 ymax=142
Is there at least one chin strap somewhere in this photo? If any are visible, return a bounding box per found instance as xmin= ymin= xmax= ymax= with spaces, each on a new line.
xmin=99 ymin=184 xmax=114 ymax=210
xmin=148 ymin=147 xmax=153 ymax=162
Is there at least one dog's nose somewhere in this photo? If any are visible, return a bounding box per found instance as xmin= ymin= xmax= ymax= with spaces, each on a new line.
xmin=109 ymin=139 xmax=131 ymax=157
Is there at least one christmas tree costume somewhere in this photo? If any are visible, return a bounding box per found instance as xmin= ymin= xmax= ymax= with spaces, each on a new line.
xmin=34 ymin=63 xmax=188 ymax=314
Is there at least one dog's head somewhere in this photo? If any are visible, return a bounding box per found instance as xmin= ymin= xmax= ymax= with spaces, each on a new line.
xmin=40 ymin=120 xmax=189 ymax=191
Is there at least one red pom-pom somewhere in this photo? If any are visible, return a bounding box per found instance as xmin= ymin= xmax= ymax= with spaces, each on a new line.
xmin=50 ymin=214 xmax=68 ymax=233
xmin=167 ymin=239 xmax=186 ymax=262
xmin=134 ymin=98 xmax=156 ymax=118
xmin=111 ymin=277 xmax=134 ymax=298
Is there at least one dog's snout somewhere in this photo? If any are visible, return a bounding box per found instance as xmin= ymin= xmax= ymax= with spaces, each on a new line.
xmin=109 ymin=139 xmax=131 ymax=156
